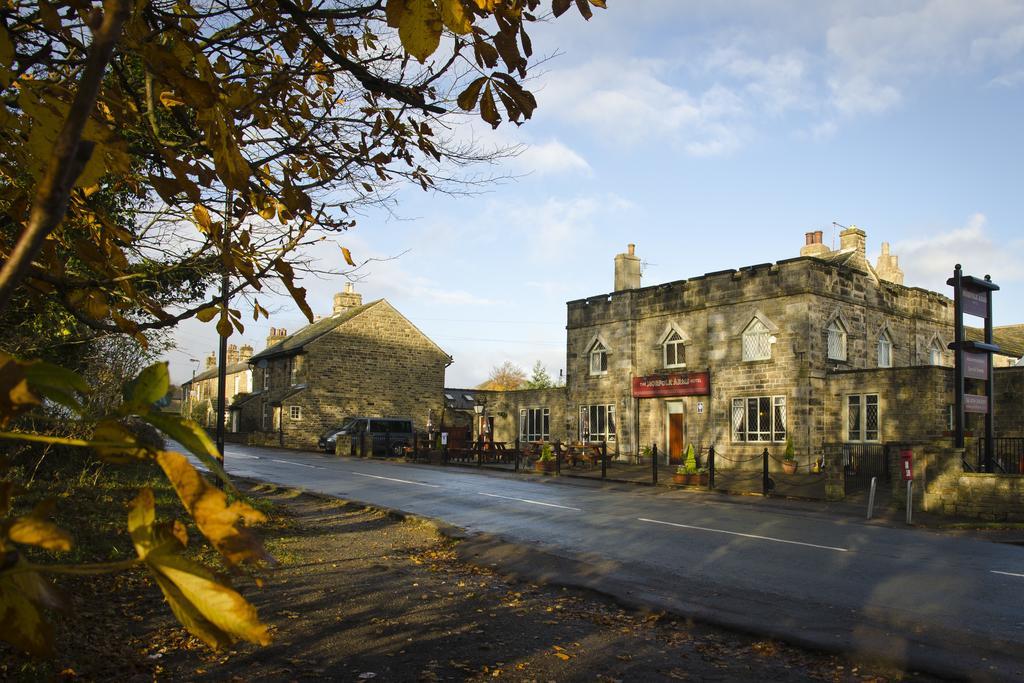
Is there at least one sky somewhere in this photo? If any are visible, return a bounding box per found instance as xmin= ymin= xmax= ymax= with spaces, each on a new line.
xmin=163 ymin=0 xmax=1024 ymax=387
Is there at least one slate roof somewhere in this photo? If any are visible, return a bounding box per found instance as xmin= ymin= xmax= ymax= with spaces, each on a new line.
xmin=966 ymin=325 xmax=1024 ymax=358
xmin=248 ymin=300 xmax=381 ymax=362
xmin=182 ymin=361 xmax=251 ymax=386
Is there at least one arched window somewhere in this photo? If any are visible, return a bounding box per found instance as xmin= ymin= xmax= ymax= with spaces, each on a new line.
xmin=589 ymin=341 xmax=608 ymax=375
xmin=742 ymin=319 xmax=772 ymax=361
xmin=929 ymin=339 xmax=943 ymax=366
xmin=877 ymin=331 xmax=893 ymax=368
xmin=663 ymin=330 xmax=685 ymax=368
xmin=827 ymin=319 xmax=847 ymax=361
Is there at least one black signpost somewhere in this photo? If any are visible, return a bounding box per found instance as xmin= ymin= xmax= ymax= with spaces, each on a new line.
xmin=947 ymin=264 xmax=1000 ymax=471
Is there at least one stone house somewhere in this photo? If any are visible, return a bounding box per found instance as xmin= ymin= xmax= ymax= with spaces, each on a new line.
xmin=240 ymin=285 xmax=451 ymax=449
xmin=564 ymin=229 xmax=1023 ymax=466
xmin=439 ymin=387 xmax=567 ymax=447
xmin=181 ymin=344 xmax=254 ymax=428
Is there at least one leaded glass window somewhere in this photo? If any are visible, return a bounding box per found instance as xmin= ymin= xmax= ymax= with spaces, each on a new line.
xmin=877 ymin=332 xmax=893 ymax=368
xmin=580 ymin=404 xmax=615 ymax=442
xmin=731 ymin=396 xmax=786 ymax=442
xmin=664 ymin=331 xmax=685 ymax=368
xmin=520 ymin=407 xmax=550 ymax=442
xmin=742 ymin=319 xmax=772 ymax=361
xmin=827 ymin=319 xmax=847 ymax=361
xmin=589 ymin=341 xmax=608 ymax=375
xmin=846 ymin=394 xmax=880 ymax=442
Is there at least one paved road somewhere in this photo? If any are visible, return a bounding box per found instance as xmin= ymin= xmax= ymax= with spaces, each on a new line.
xmin=188 ymin=442 xmax=1024 ymax=680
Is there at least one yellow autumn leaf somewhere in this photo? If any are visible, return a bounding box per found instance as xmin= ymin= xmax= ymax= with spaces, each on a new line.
xmin=196 ymin=306 xmax=219 ymax=323
xmin=439 ymin=0 xmax=472 ymax=34
xmin=396 ymin=0 xmax=443 ymax=63
xmin=128 ymin=489 xmax=270 ymax=649
xmin=8 ymin=517 xmax=73 ymax=552
xmin=159 ymin=90 xmax=187 ymax=107
xmin=155 ymin=450 xmax=270 ymax=567
xmin=341 ymin=246 xmax=356 ymax=267
xmin=193 ymin=204 xmax=213 ymax=231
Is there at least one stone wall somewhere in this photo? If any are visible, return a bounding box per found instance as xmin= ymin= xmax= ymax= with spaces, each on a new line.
xmin=472 ymin=387 xmax=568 ymax=445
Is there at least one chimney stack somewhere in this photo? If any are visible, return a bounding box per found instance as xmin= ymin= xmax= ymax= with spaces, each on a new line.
xmin=875 ymin=242 xmax=904 ymax=285
xmin=613 ymin=244 xmax=641 ymax=291
xmin=265 ymin=327 xmax=287 ymax=350
xmin=226 ymin=344 xmax=239 ymax=365
xmin=799 ymin=230 xmax=829 ymax=258
xmin=205 ymin=352 xmax=216 ymax=370
xmin=839 ymin=225 xmax=866 ymax=260
xmin=333 ymin=282 xmax=363 ymax=315
xmin=239 ymin=344 xmax=254 ymax=362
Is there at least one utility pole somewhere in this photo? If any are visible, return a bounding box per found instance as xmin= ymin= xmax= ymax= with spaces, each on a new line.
xmin=214 ymin=190 xmax=234 ymax=472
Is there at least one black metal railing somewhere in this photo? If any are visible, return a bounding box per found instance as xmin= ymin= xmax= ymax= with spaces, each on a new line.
xmin=975 ymin=438 xmax=1024 ymax=474
xmin=842 ymin=443 xmax=889 ymax=492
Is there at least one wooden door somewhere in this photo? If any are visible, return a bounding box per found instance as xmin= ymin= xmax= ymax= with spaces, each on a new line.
xmin=669 ymin=413 xmax=685 ymax=463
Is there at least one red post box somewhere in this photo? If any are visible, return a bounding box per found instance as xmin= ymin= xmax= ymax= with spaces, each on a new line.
xmin=900 ymin=449 xmax=913 ymax=481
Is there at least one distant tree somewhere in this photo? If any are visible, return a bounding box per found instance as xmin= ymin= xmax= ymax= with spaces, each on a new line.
xmin=524 ymin=360 xmax=553 ymax=389
xmin=479 ymin=361 xmax=526 ymax=390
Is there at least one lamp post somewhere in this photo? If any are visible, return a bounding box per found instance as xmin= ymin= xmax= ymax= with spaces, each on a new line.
xmin=187 ymin=358 xmax=199 ymax=419
xmin=474 ymin=403 xmax=484 ymax=444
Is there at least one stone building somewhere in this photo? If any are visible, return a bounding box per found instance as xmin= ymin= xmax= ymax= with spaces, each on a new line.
xmin=564 ymin=229 xmax=1023 ymax=466
xmin=240 ymin=284 xmax=451 ymax=449
xmin=181 ymin=344 xmax=254 ymax=428
xmin=439 ymin=386 xmax=567 ymax=447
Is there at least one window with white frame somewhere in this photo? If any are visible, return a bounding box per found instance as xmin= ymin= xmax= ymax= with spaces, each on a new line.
xmin=846 ymin=394 xmax=879 ymax=442
xmin=289 ymin=405 xmax=301 ymax=420
xmin=731 ymin=396 xmax=786 ymax=442
xmin=929 ymin=339 xmax=943 ymax=366
xmin=262 ymin=403 xmax=271 ymax=430
xmin=742 ymin=319 xmax=772 ymax=361
xmin=589 ymin=341 xmax=608 ymax=375
xmin=827 ymin=319 xmax=847 ymax=361
xmin=663 ymin=330 xmax=686 ymax=368
xmin=519 ymin=407 xmax=550 ymax=442
xmin=579 ymin=404 xmax=616 ymax=442
xmin=877 ymin=331 xmax=893 ymax=368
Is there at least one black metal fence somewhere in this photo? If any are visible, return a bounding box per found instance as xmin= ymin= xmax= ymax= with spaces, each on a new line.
xmin=842 ymin=443 xmax=889 ymax=492
xmin=972 ymin=438 xmax=1024 ymax=474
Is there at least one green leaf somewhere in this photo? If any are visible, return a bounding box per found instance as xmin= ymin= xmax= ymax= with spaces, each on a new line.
xmin=395 ymin=0 xmax=443 ymax=63
xmin=23 ymin=361 xmax=89 ymax=413
xmin=141 ymin=413 xmax=234 ymax=490
xmin=123 ymin=362 xmax=170 ymax=411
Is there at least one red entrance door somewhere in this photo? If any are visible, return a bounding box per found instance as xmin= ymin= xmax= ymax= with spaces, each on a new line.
xmin=669 ymin=413 xmax=685 ymax=464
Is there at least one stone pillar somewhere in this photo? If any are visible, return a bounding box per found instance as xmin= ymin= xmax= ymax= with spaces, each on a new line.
xmin=823 ymin=443 xmax=845 ymax=501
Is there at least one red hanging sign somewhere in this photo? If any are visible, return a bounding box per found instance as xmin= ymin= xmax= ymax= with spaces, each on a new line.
xmin=632 ymin=371 xmax=710 ymax=398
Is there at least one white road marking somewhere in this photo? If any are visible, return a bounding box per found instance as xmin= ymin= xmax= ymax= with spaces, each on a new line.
xmin=991 ymin=570 xmax=1024 ymax=579
xmin=638 ymin=517 xmax=849 ymax=552
xmin=352 ymin=472 xmax=441 ymax=488
xmin=477 ymin=492 xmax=581 ymax=511
xmin=270 ymin=458 xmax=321 ymax=469
xmin=230 ymin=453 xmax=260 ymax=460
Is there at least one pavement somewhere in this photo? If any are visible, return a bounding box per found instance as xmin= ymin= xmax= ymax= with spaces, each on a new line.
xmin=183 ymin=440 xmax=1024 ymax=681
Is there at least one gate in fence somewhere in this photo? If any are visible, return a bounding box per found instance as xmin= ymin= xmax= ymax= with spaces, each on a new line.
xmin=973 ymin=437 xmax=1024 ymax=474
xmin=842 ymin=443 xmax=890 ymax=493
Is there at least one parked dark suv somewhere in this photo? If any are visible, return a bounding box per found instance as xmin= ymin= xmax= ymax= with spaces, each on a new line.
xmin=319 ymin=417 xmax=414 ymax=456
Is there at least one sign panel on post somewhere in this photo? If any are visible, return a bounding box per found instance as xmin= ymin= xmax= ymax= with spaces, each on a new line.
xmin=964 ymin=394 xmax=989 ymax=414
xmin=961 ymin=284 xmax=989 ymax=318
xmin=963 ymin=350 xmax=989 ymax=380
xmin=900 ymin=449 xmax=913 ymax=481
xmin=632 ymin=371 xmax=711 ymax=398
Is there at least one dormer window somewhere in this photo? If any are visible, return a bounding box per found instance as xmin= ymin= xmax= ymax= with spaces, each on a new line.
xmin=589 ymin=341 xmax=608 ymax=375
xmin=742 ymin=319 xmax=772 ymax=361
xmin=877 ymin=331 xmax=893 ymax=368
xmin=827 ymin=319 xmax=848 ymax=361
xmin=663 ymin=330 xmax=686 ymax=368
xmin=929 ymin=339 xmax=943 ymax=366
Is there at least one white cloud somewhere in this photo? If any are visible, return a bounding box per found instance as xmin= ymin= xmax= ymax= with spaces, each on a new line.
xmin=515 ymin=139 xmax=592 ymax=175
xmin=536 ymin=58 xmax=748 ymax=155
xmin=891 ymin=213 xmax=1024 ymax=291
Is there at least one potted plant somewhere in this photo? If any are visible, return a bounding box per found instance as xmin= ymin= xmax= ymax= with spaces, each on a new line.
xmin=782 ymin=437 xmax=798 ymax=475
xmin=535 ymin=443 xmax=556 ymax=474
xmin=672 ymin=444 xmax=707 ymax=485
